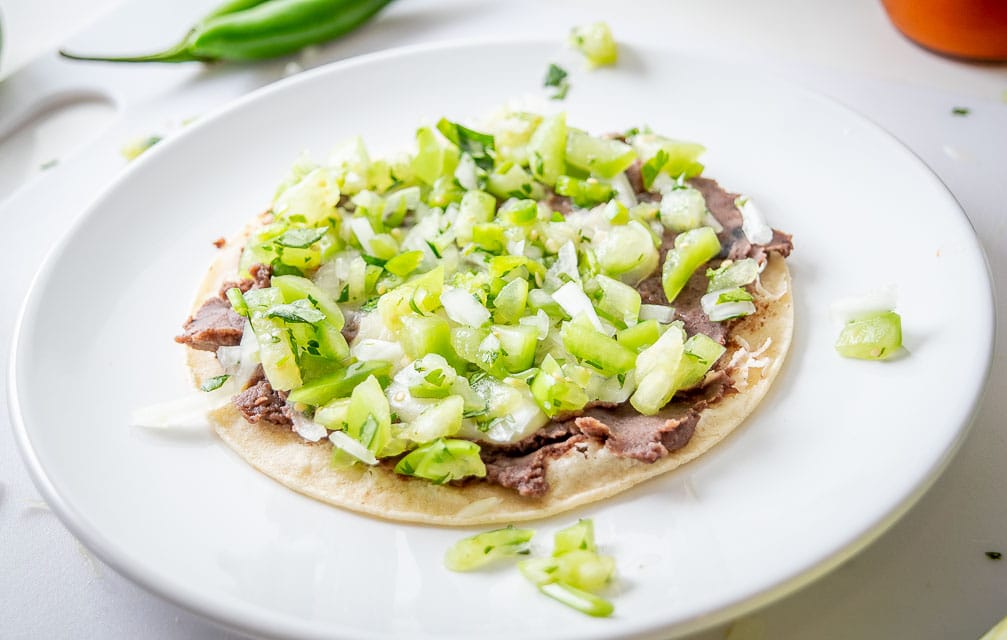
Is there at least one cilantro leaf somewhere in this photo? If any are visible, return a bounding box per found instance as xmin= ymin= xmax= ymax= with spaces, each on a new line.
xmin=641 ymin=149 xmax=669 ymax=190
xmin=200 ymin=374 xmax=230 ymax=392
xmin=544 ymin=63 xmax=568 ymax=87
xmin=543 ymin=63 xmax=570 ymax=100
xmin=436 ymin=118 xmax=496 ymax=170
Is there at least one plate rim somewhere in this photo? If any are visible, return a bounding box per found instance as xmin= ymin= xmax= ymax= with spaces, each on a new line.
xmin=7 ymin=36 xmax=997 ymax=640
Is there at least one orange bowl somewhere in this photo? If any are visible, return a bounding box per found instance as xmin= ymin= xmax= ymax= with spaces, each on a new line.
xmin=882 ymin=0 xmax=1007 ymax=61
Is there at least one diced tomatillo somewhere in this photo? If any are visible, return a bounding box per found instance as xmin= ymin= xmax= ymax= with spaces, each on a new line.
xmin=565 ymin=130 xmax=636 ymax=179
xmin=660 ymin=186 xmax=707 ymax=232
xmin=662 ymin=226 xmax=721 ymax=303
xmin=492 ymin=278 xmax=529 ymax=324
xmin=592 ymin=274 xmax=642 ymax=328
xmin=631 ymin=324 xmax=686 ymax=415
xmin=554 ymin=550 xmax=616 ymax=593
xmin=499 ymin=198 xmax=539 ymax=226
xmin=286 ymin=360 xmax=392 ymax=406
xmin=835 ymin=311 xmax=902 ymax=360
xmin=676 ymin=334 xmax=727 ymax=389
xmin=249 ymin=315 xmax=302 ymax=391
xmin=527 ymin=113 xmax=567 ymax=186
xmin=344 ymin=374 xmax=392 ymax=456
xmin=444 ymin=526 xmax=535 ymax=572
xmin=569 ymin=22 xmax=618 ymax=68
xmin=413 ymin=126 xmax=459 ymax=185
xmin=539 ymin=582 xmax=614 ymax=618
xmin=616 ymin=319 xmax=661 ymax=352
xmin=394 ymin=438 xmax=487 ymax=483
xmin=400 ymin=314 xmax=456 ymax=361
xmin=555 ymin=175 xmax=614 ymax=208
xmin=384 ymin=250 xmax=425 ymax=277
xmin=554 ymin=518 xmax=596 ymax=555
xmin=706 ymin=258 xmax=759 ymax=292
xmin=594 ymin=221 xmax=659 ymax=284
xmin=530 ymin=354 xmax=590 ymax=417
xmin=631 ymin=133 xmax=705 ymax=180
xmin=561 ymin=319 xmax=638 ymax=376
xmin=404 ymin=395 xmax=464 ymax=443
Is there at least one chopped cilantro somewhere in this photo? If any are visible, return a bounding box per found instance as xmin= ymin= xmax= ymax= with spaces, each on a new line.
xmin=987 ymin=551 xmax=1002 ymax=560
xmin=200 ymin=374 xmax=230 ymax=392
xmin=436 ymin=118 xmax=495 ymax=170
xmin=641 ymin=149 xmax=669 ymax=190
xmin=951 ymin=106 xmax=970 ymax=116
xmin=544 ymin=63 xmax=571 ymax=100
xmin=544 ymin=63 xmax=568 ymax=87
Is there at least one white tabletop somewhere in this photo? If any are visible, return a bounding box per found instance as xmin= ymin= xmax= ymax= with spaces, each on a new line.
xmin=2 ymin=1 xmax=1005 ymax=638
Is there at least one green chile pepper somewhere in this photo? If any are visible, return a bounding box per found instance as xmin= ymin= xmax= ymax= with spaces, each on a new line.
xmin=59 ymin=0 xmax=393 ymax=63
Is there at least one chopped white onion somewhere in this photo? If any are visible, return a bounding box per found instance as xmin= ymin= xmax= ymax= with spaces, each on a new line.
xmin=703 ymin=211 xmax=724 ymax=233
xmin=650 ymin=172 xmax=676 ymax=194
xmin=454 ymin=153 xmax=479 ymax=191
xmin=710 ymin=301 xmax=756 ymax=322
xmin=231 ymin=321 xmax=261 ymax=389
xmin=830 ymin=285 xmax=897 ymax=325
xmin=607 ymin=172 xmax=638 ymax=207
xmin=349 ymin=217 xmax=376 ymax=253
xmin=353 ymin=309 xmax=395 ymax=342
xmin=216 ymin=346 xmax=242 ymax=371
xmin=291 ymin=412 xmax=328 ymax=442
xmin=639 ymin=304 xmax=676 ymax=323
xmin=351 ymin=338 xmax=405 ymax=366
xmin=384 ymin=186 xmax=421 ymax=214
xmin=552 ymin=281 xmax=603 ymax=332
xmin=129 ymin=392 xmax=225 ymax=429
xmin=546 ymin=240 xmax=580 ymax=287
xmin=735 ymin=196 xmax=773 ymax=245
xmin=660 ymin=187 xmax=706 ymax=231
xmin=700 ymin=290 xmax=722 ymax=314
xmin=483 ymin=396 xmax=548 ymax=443
xmin=386 ymin=379 xmax=437 ymax=422
xmin=598 ymin=317 xmax=619 ymax=338
xmin=328 ymin=431 xmax=378 ymax=465
xmin=519 ymin=309 xmax=551 ymax=340
xmin=507 ymin=238 xmax=526 ymax=256
xmin=441 ymin=287 xmax=490 ymax=327
xmin=587 ymin=372 xmax=636 ymax=404
xmin=478 ymin=331 xmax=501 ymax=355
xmin=702 ymin=290 xmax=756 ymax=321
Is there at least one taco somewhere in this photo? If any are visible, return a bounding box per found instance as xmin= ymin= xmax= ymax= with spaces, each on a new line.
xmin=175 ymin=112 xmax=793 ymax=525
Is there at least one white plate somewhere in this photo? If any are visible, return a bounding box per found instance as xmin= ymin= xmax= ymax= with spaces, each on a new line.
xmin=9 ymin=40 xmax=994 ymax=639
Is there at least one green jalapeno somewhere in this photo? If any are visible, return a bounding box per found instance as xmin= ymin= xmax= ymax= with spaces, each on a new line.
xmin=60 ymin=0 xmax=393 ymax=63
